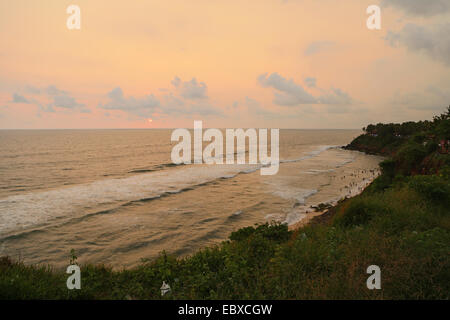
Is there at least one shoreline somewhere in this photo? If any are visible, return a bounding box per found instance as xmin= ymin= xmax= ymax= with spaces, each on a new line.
xmin=288 ymin=154 xmax=383 ymax=231
xmin=288 ymin=209 xmax=328 ymax=230
xmin=288 ymin=183 xmax=378 ymax=231
xmin=288 ymin=196 xmax=351 ymax=231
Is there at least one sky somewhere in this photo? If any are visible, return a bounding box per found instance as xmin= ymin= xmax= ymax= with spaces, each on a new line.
xmin=0 ymin=0 xmax=449 ymax=129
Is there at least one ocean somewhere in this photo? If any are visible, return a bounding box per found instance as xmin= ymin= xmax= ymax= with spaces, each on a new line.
xmin=0 ymin=129 xmax=383 ymax=268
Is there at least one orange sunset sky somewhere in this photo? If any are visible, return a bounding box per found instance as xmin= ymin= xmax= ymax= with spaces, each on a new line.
xmin=0 ymin=0 xmax=449 ymax=129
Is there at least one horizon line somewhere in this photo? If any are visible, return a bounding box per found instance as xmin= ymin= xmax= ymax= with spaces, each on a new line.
xmin=0 ymin=127 xmax=363 ymax=131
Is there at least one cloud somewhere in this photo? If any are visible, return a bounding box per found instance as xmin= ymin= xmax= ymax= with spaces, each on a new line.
xmin=385 ymin=23 xmax=450 ymax=66
xmin=160 ymin=93 xmax=222 ymax=116
xmin=326 ymin=105 xmax=352 ymax=114
xmin=9 ymin=85 xmax=89 ymax=114
xmin=99 ymin=76 xmax=221 ymax=119
xmin=52 ymin=94 xmax=84 ymax=109
xmin=24 ymin=85 xmax=41 ymax=94
xmin=244 ymin=96 xmax=278 ymax=117
xmin=258 ymin=73 xmax=353 ymax=107
xmin=46 ymin=85 xmax=67 ymax=96
xmin=99 ymin=87 xmax=160 ymax=117
xmin=172 ymin=77 xmax=208 ymax=99
xmin=163 ymin=92 xmax=222 ymax=116
xmin=161 ymin=92 xmax=185 ymax=114
xmin=391 ymin=85 xmax=450 ymax=112
xmin=318 ymin=88 xmax=353 ymax=105
xmin=11 ymin=93 xmax=30 ymax=104
xmin=49 ymin=94 xmax=89 ymax=113
xmin=304 ymin=41 xmax=336 ymax=56
xmin=304 ymin=77 xmax=317 ymax=88
xmin=39 ymin=104 xmax=55 ymax=113
xmin=258 ymin=72 xmax=316 ymax=106
xmin=245 ymin=96 xmax=261 ymax=109
xmin=225 ymin=101 xmax=239 ymax=112
xmin=45 ymin=89 xmax=89 ymax=113
xmin=171 ymin=76 xmax=181 ymax=87
xmin=382 ymin=0 xmax=450 ymax=17
xmin=189 ymin=102 xmax=222 ymax=116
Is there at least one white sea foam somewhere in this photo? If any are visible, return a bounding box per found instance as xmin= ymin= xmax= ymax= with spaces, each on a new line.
xmin=283 ymin=211 xmax=308 ymax=226
xmin=0 ymin=164 xmax=259 ymax=237
xmin=0 ymin=144 xmax=356 ymax=237
xmin=272 ymin=188 xmax=318 ymax=204
xmin=305 ymin=169 xmax=336 ymax=174
xmin=280 ymin=145 xmax=336 ymax=163
xmin=283 ymin=167 xmax=382 ymax=226
xmin=265 ymin=213 xmax=284 ymax=221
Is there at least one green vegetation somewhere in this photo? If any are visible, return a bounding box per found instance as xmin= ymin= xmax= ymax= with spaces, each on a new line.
xmin=346 ymin=106 xmax=450 ymax=176
xmin=1 ymin=108 xmax=449 ymax=300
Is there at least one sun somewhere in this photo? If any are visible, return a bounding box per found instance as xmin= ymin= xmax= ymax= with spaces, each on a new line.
xmin=147 ymin=118 xmax=153 ymax=123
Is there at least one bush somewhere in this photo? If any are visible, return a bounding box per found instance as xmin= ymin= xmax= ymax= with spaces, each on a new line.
xmin=408 ymin=175 xmax=450 ymax=205
xmin=396 ymin=142 xmax=428 ymax=174
xmin=334 ymin=198 xmax=387 ymax=228
xmin=440 ymin=165 xmax=450 ymax=179
xmin=229 ymin=223 xmax=291 ymax=243
xmin=380 ymin=159 xmax=396 ymax=178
